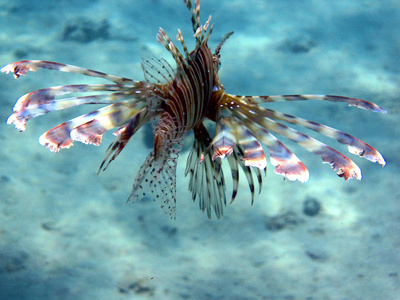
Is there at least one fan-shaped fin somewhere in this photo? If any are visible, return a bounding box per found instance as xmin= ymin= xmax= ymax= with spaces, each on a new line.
xmin=240 ymin=119 xmax=309 ymax=182
xmin=7 ymin=90 xmax=142 ymax=131
xmin=39 ymin=102 xmax=143 ymax=152
xmin=10 ymin=84 xmax=131 ymax=113
xmin=258 ymin=108 xmax=386 ymax=166
xmin=233 ymin=106 xmax=362 ymax=180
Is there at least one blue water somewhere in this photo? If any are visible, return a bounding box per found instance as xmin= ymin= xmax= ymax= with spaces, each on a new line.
xmin=0 ymin=0 xmax=399 ymax=299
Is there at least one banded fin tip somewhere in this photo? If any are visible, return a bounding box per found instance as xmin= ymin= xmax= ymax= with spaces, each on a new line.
xmin=347 ymin=145 xmax=386 ymax=166
xmin=39 ymin=133 xmax=73 ymax=153
xmin=1 ymin=62 xmax=30 ymax=79
xmin=38 ymin=123 xmax=74 ymax=152
xmin=7 ymin=113 xmax=27 ymax=131
xmin=270 ymin=156 xmax=309 ymax=183
xmin=70 ymin=120 xmax=105 ymax=146
xmin=322 ymin=156 xmax=362 ymax=180
xmin=1 ymin=60 xmax=45 ymax=79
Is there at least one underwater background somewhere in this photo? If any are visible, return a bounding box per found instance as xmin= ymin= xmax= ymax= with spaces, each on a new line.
xmin=0 ymin=0 xmax=399 ymax=299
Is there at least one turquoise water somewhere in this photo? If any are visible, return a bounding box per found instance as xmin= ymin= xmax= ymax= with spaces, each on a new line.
xmin=0 ymin=0 xmax=399 ymax=299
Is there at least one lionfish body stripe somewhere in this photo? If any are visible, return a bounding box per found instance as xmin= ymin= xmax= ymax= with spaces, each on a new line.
xmin=2 ymin=0 xmax=386 ymax=219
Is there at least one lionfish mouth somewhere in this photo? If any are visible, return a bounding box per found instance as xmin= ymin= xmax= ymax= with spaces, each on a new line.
xmin=1 ymin=0 xmax=386 ymax=219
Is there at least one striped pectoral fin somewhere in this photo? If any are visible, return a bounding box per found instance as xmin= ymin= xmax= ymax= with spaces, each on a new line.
xmin=347 ymin=143 xmax=385 ymax=166
xmin=314 ymin=146 xmax=362 ymax=180
xmin=239 ymin=94 xmax=387 ymax=114
xmin=209 ymin=115 xmax=266 ymax=204
xmin=265 ymin=109 xmax=386 ymax=166
xmin=229 ymin=108 xmax=309 ymax=182
xmin=7 ymin=88 xmax=136 ymax=132
xmin=241 ymin=141 xmax=267 ymax=170
xmin=307 ymin=95 xmax=387 ymax=113
xmin=230 ymin=117 xmax=267 ymax=170
xmin=99 ymin=107 xmax=149 ymax=172
xmin=1 ymin=60 xmax=133 ymax=84
xmin=11 ymin=84 xmax=129 ymax=113
xmin=230 ymin=102 xmax=363 ymax=180
xmin=252 ymin=125 xmax=308 ymax=182
xmin=39 ymin=120 xmax=95 ymax=153
xmin=70 ymin=120 xmax=107 ymax=146
xmin=211 ymin=116 xmax=236 ymax=160
xmin=70 ymin=103 xmax=143 ymax=145
xmin=256 ymin=116 xmax=362 ymax=180
xmin=40 ymin=103 xmax=141 ymax=152
xmin=211 ymin=116 xmax=267 ymax=170
xmin=39 ymin=123 xmax=74 ymax=152
xmin=39 ymin=117 xmax=110 ymax=153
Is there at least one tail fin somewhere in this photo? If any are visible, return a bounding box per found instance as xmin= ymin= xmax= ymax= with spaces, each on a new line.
xmin=128 ymin=138 xmax=183 ymax=220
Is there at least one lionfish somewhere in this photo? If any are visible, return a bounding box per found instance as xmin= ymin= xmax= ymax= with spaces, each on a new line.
xmin=2 ymin=0 xmax=386 ymax=219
